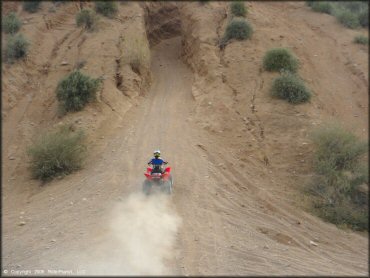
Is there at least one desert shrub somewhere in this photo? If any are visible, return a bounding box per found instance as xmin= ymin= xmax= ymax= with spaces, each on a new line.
xmin=222 ymin=18 xmax=253 ymax=45
xmin=306 ymin=1 xmax=315 ymax=8
xmin=94 ymin=1 xmax=118 ymax=18
xmin=341 ymin=1 xmax=366 ymax=13
xmin=358 ymin=9 xmax=369 ymax=27
xmin=312 ymin=125 xmax=368 ymax=173
xmin=336 ymin=10 xmax=360 ymax=29
xmin=270 ymin=72 xmax=311 ymax=104
xmin=23 ymin=1 xmax=41 ymax=13
xmin=230 ymin=2 xmax=247 ymax=17
xmin=306 ymin=125 xmax=369 ymax=230
xmin=2 ymin=12 xmax=22 ymax=34
xmin=308 ymin=1 xmax=368 ymax=29
xmin=311 ymin=2 xmax=333 ymax=14
xmin=4 ymin=33 xmax=30 ymax=63
xmin=263 ymin=48 xmax=299 ymax=73
xmin=27 ymin=125 xmax=86 ymax=181
xmin=56 ymin=70 xmax=101 ymax=113
xmin=354 ymin=35 xmax=369 ymax=44
xmin=76 ymin=8 xmax=98 ymax=31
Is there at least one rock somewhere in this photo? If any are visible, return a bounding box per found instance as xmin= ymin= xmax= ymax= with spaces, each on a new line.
xmin=51 ymin=239 xmax=56 ymax=243
xmin=61 ymin=61 xmax=69 ymax=65
xmin=309 ymin=240 xmax=318 ymax=246
xmin=82 ymin=198 xmax=87 ymax=201
xmin=20 ymin=211 xmax=25 ymax=215
xmin=9 ymin=156 xmax=15 ymax=160
xmin=18 ymin=221 xmax=26 ymax=226
xmin=263 ymin=245 xmax=269 ymax=250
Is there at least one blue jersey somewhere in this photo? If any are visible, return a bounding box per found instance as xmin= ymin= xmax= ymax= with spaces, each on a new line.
xmin=148 ymin=157 xmax=166 ymax=165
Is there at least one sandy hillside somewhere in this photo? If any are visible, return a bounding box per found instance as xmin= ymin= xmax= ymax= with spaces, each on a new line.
xmin=2 ymin=1 xmax=368 ymax=276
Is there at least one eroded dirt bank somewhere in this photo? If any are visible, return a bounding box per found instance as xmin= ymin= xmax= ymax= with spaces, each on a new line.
xmin=2 ymin=1 xmax=368 ymax=276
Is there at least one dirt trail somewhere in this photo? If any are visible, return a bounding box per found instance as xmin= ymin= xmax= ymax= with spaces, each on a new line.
xmin=2 ymin=2 xmax=368 ymax=276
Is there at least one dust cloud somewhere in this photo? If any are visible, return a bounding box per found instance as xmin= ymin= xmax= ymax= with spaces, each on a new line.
xmin=69 ymin=191 xmax=182 ymax=275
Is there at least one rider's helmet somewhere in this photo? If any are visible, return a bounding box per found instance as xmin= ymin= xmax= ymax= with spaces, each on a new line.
xmin=154 ymin=150 xmax=161 ymax=158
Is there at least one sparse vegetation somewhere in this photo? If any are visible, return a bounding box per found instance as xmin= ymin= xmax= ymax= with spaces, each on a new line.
xmin=76 ymin=8 xmax=98 ymax=31
xmin=358 ymin=9 xmax=369 ymax=27
xmin=23 ymin=1 xmax=41 ymax=13
xmin=354 ymin=35 xmax=369 ymax=44
xmin=311 ymin=1 xmax=332 ymax=14
xmin=27 ymin=125 xmax=87 ymax=181
xmin=270 ymin=71 xmax=311 ymax=104
xmin=94 ymin=1 xmax=118 ymax=18
xmin=56 ymin=70 xmax=101 ymax=113
xmin=4 ymin=33 xmax=30 ymax=63
xmin=2 ymin=12 xmax=22 ymax=34
xmin=198 ymin=0 xmax=209 ymax=4
xmin=263 ymin=48 xmax=299 ymax=73
xmin=336 ymin=10 xmax=360 ymax=29
xmin=307 ymin=1 xmax=368 ymax=29
xmin=230 ymin=1 xmax=247 ymax=17
xmin=222 ymin=18 xmax=253 ymax=46
xmin=306 ymin=124 xmax=368 ymax=231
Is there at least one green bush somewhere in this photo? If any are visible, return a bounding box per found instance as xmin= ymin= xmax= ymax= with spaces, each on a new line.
xmin=4 ymin=33 xmax=30 ymax=63
xmin=308 ymin=1 xmax=368 ymax=30
xmin=358 ymin=9 xmax=369 ymax=27
xmin=336 ymin=10 xmax=360 ymax=29
xmin=311 ymin=2 xmax=333 ymax=14
xmin=94 ymin=1 xmax=118 ymax=18
xmin=306 ymin=1 xmax=315 ymax=8
xmin=76 ymin=9 xmax=98 ymax=31
xmin=341 ymin=1 xmax=366 ymax=13
xmin=56 ymin=70 xmax=101 ymax=113
xmin=23 ymin=1 xmax=41 ymax=13
xmin=27 ymin=125 xmax=86 ymax=181
xmin=230 ymin=2 xmax=247 ymax=17
xmin=263 ymin=48 xmax=299 ymax=73
xmin=2 ymin=12 xmax=22 ymax=34
xmin=312 ymin=125 xmax=368 ymax=173
xmin=307 ymin=125 xmax=369 ymax=230
xmin=222 ymin=18 xmax=253 ymax=45
xmin=270 ymin=72 xmax=311 ymax=104
xmin=354 ymin=35 xmax=368 ymax=44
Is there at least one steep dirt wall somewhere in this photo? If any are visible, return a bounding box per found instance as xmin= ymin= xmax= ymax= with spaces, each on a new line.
xmin=177 ymin=1 xmax=368 ymax=197
xmin=2 ymin=2 xmax=151 ymax=196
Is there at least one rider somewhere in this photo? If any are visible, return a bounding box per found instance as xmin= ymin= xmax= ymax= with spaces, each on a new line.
xmin=148 ymin=150 xmax=168 ymax=174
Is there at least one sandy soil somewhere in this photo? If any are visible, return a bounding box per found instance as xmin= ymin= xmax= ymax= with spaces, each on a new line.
xmin=2 ymin=1 xmax=368 ymax=276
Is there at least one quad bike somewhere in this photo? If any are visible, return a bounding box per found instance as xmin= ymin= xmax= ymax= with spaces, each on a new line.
xmin=143 ymin=164 xmax=173 ymax=195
